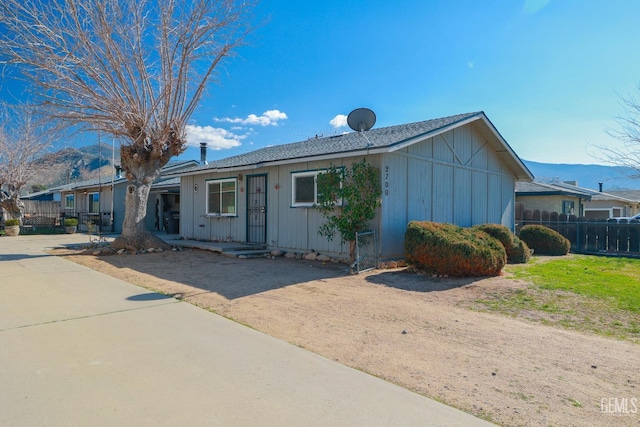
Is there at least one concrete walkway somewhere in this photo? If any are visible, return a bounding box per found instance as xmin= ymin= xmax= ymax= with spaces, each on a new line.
xmin=0 ymin=234 xmax=494 ymax=427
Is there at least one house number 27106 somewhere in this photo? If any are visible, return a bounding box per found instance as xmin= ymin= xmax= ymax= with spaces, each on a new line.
xmin=384 ymin=165 xmax=389 ymax=196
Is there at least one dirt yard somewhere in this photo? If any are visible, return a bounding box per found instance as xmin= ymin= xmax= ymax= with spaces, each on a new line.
xmin=54 ymin=247 xmax=640 ymax=426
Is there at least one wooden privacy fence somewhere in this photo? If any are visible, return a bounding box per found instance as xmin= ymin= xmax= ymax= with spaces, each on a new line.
xmin=516 ymin=219 xmax=640 ymax=257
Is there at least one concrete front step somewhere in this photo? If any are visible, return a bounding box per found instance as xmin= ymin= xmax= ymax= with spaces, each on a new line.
xmin=160 ymin=236 xmax=267 ymax=255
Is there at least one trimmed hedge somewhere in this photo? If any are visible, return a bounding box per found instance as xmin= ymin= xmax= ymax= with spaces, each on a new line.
xmin=473 ymin=224 xmax=531 ymax=264
xmin=519 ymin=224 xmax=570 ymax=256
xmin=405 ymin=221 xmax=506 ymax=277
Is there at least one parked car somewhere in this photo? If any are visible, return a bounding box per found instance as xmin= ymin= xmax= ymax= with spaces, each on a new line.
xmin=608 ymin=213 xmax=640 ymax=222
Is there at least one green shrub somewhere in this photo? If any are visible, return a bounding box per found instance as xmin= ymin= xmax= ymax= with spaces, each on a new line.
xmin=473 ymin=223 xmax=531 ymax=264
xmin=64 ymin=218 xmax=79 ymax=226
xmin=405 ymin=221 xmax=506 ymax=277
xmin=519 ymin=224 xmax=570 ymax=256
xmin=509 ymin=239 xmax=532 ymax=263
xmin=4 ymin=218 xmax=19 ymax=226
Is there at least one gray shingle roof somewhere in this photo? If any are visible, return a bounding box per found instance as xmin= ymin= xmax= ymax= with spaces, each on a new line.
xmin=608 ymin=190 xmax=640 ymax=202
xmin=516 ymin=181 xmax=639 ymax=203
xmin=181 ymin=112 xmax=484 ymax=173
xmin=515 ymin=181 xmax=593 ymax=197
xmin=552 ymin=181 xmax=638 ymax=203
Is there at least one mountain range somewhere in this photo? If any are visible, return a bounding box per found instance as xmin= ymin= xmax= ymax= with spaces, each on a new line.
xmin=31 ymin=144 xmax=115 ymax=190
xmin=522 ymin=160 xmax=640 ymax=191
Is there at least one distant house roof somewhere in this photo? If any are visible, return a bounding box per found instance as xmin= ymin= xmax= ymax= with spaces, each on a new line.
xmin=22 ymin=159 xmax=198 ymax=198
xmin=173 ymin=112 xmax=534 ymax=181
xmin=551 ymin=181 xmax=638 ymax=203
xmin=516 ymin=180 xmax=640 ymax=204
xmin=603 ymin=190 xmax=640 ymax=203
xmin=516 ymin=181 xmax=593 ymax=200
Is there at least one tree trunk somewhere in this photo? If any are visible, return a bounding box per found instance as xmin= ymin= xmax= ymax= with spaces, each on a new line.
xmin=0 ymin=189 xmax=25 ymax=222
xmin=111 ymin=166 xmax=169 ymax=251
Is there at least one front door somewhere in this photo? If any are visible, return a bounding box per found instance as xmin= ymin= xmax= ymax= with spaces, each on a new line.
xmin=247 ymin=175 xmax=267 ymax=244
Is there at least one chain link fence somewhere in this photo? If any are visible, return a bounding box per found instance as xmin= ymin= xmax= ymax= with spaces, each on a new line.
xmin=353 ymin=230 xmax=378 ymax=273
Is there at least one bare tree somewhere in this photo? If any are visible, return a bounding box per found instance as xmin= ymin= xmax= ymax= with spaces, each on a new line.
xmin=599 ymin=88 xmax=640 ymax=179
xmin=0 ymin=0 xmax=256 ymax=249
xmin=0 ymin=104 xmax=54 ymax=222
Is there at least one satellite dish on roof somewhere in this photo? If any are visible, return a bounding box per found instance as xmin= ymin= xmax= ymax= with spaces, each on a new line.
xmin=347 ymin=108 xmax=376 ymax=132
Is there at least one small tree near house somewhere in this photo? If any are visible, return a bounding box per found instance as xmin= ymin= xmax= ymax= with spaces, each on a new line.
xmin=0 ymin=104 xmax=55 ymax=223
xmin=316 ymin=158 xmax=381 ymax=272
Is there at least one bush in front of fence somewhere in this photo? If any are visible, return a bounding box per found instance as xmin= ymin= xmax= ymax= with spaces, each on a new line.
xmin=472 ymin=224 xmax=531 ymax=264
xmin=519 ymin=224 xmax=570 ymax=256
xmin=405 ymin=221 xmax=506 ymax=277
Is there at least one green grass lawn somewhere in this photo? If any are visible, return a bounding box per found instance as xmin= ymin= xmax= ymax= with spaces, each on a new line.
xmin=472 ymin=255 xmax=640 ymax=342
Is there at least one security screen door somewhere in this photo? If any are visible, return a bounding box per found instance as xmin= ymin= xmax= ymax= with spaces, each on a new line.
xmin=247 ymin=175 xmax=267 ymax=244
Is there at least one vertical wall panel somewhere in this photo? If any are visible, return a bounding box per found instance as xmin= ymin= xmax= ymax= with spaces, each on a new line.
xmin=487 ymin=174 xmax=502 ymax=224
xmin=433 ymin=132 xmax=454 ymax=162
xmin=277 ymin=163 xmax=310 ymax=250
xmin=453 ymin=168 xmax=472 ymax=226
xmin=380 ymin=153 xmax=408 ymax=258
xmin=501 ymin=175 xmax=515 ymax=229
xmin=471 ymin=171 xmax=488 ymax=225
xmin=193 ymin=174 xmax=209 ymax=240
xmin=407 ymin=157 xmax=432 ymax=222
xmin=452 ymin=127 xmax=473 ymax=165
xmin=487 ymin=148 xmax=503 ymax=173
xmin=180 ymin=175 xmax=194 ymax=238
xmin=432 ymin=164 xmax=454 ymax=223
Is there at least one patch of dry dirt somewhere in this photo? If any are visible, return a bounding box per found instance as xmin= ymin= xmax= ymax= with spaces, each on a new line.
xmin=55 ymin=248 xmax=640 ymax=426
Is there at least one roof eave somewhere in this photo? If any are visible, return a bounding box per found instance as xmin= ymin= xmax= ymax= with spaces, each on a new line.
xmin=172 ymin=147 xmax=390 ymax=177
xmin=516 ymin=191 xmax=593 ymax=200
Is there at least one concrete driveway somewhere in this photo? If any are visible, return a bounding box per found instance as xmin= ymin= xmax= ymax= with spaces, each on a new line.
xmin=0 ymin=234 xmax=493 ymax=426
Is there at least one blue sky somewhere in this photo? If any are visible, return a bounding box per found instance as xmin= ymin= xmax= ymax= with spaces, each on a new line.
xmin=4 ymin=0 xmax=640 ymax=165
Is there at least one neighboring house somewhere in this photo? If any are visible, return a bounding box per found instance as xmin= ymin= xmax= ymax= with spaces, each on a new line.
xmin=607 ymin=190 xmax=640 ymax=214
xmin=23 ymin=160 xmax=197 ymax=233
xmin=515 ymin=181 xmax=593 ymax=217
xmin=552 ymin=181 xmax=639 ymax=219
xmin=173 ymin=112 xmax=533 ymax=260
xmin=515 ymin=180 xmax=640 ymax=220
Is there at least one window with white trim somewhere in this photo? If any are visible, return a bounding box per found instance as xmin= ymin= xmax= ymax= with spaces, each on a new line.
xmin=88 ymin=192 xmax=100 ymax=214
xmin=291 ymin=169 xmax=342 ymax=207
xmin=562 ymin=200 xmax=575 ymax=215
xmin=207 ymin=178 xmax=237 ymax=216
xmin=292 ymin=171 xmax=317 ymax=207
xmin=65 ymin=194 xmax=75 ymax=210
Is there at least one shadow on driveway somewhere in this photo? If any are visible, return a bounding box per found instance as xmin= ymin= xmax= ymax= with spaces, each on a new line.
xmin=0 ymin=253 xmax=52 ymax=262
xmin=66 ymin=248 xmax=350 ymax=300
xmin=127 ymin=293 xmax=175 ymax=301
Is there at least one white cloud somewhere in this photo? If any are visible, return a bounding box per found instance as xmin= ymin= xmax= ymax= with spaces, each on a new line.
xmin=467 ymin=61 xmax=475 ymax=69
xmin=330 ymin=114 xmax=348 ymax=128
xmin=185 ymin=124 xmax=244 ymax=150
xmin=215 ymin=109 xmax=288 ymax=126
